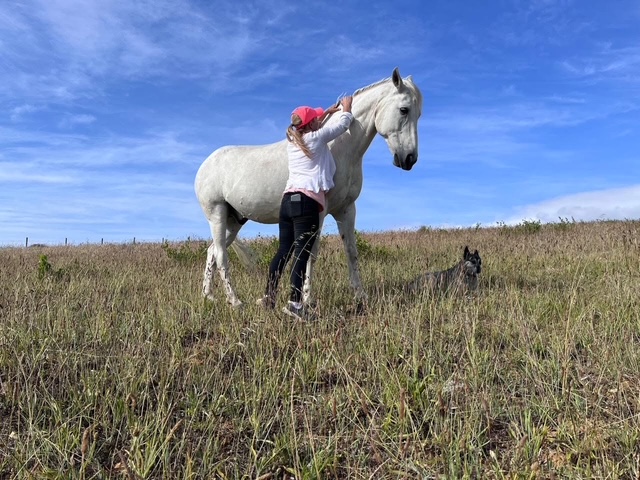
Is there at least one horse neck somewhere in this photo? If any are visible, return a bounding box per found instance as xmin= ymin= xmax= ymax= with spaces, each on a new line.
xmin=349 ymin=82 xmax=390 ymax=156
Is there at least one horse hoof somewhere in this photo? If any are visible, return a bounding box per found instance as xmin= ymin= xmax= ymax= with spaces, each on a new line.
xmin=230 ymin=300 xmax=244 ymax=309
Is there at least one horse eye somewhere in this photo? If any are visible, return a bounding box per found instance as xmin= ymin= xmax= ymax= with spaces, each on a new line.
xmin=400 ymin=107 xmax=409 ymax=115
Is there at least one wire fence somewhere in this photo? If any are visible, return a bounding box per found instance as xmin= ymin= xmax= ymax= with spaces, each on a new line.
xmin=21 ymin=236 xmax=155 ymax=248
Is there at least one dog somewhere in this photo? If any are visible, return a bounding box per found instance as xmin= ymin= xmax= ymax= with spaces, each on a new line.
xmin=406 ymin=246 xmax=482 ymax=295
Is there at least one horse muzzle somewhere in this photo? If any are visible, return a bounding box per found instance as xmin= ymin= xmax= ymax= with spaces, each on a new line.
xmin=393 ymin=152 xmax=417 ymax=171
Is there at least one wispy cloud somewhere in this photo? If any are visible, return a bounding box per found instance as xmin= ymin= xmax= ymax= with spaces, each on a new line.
xmin=544 ymin=95 xmax=586 ymax=104
xmin=0 ymin=0 xmax=296 ymax=103
xmin=428 ymin=102 xmax=624 ymax=133
xmin=58 ymin=114 xmax=96 ymax=129
xmin=560 ymin=44 xmax=640 ymax=84
xmin=0 ymin=163 xmax=75 ymax=184
xmin=10 ymin=104 xmax=40 ymax=122
xmin=326 ymin=35 xmax=385 ymax=65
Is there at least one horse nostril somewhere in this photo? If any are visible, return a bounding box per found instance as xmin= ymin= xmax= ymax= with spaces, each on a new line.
xmin=393 ymin=153 xmax=400 ymax=167
xmin=402 ymin=153 xmax=416 ymax=170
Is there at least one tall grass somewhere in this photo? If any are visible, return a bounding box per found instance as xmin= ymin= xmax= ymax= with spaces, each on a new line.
xmin=1 ymin=220 xmax=639 ymax=478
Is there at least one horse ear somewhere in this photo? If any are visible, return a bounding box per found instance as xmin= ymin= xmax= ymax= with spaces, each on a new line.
xmin=392 ymin=67 xmax=403 ymax=90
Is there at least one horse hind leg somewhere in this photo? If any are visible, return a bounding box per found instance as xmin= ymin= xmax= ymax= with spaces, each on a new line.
xmin=202 ymin=242 xmax=217 ymax=300
xmin=203 ymin=204 xmax=243 ymax=307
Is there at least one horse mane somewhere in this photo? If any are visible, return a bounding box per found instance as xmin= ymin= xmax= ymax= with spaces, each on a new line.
xmin=352 ymin=73 xmax=423 ymax=107
xmin=352 ymin=76 xmax=392 ymax=96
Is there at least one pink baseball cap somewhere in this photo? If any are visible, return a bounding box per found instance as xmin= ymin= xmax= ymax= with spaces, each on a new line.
xmin=292 ymin=106 xmax=324 ymax=128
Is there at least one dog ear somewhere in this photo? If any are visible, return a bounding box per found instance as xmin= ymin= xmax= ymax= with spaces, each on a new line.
xmin=474 ymin=249 xmax=479 ymax=256
xmin=464 ymin=246 xmax=470 ymax=257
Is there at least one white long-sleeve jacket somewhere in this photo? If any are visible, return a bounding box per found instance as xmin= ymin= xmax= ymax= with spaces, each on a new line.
xmin=284 ymin=112 xmax=354 ymax=194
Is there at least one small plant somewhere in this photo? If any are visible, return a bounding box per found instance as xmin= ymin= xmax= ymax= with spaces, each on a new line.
xmin=37 ymin=254 xmax=65 ymax=280
xmin=37 ymin=254 xmax=52 ymax=279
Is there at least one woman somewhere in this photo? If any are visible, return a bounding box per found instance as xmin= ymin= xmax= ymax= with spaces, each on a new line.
xmin=258 ymin=95 xmax=354 ymax=320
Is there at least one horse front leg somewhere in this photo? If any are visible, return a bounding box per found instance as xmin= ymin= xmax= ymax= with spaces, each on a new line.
xmin=302 ymin=213 xmax=326 ymax=307
xmin=334 ymin=203 xmax=368 ymax=305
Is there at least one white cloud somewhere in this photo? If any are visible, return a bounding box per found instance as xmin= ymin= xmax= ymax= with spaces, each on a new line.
xmin=504 ymin=185 xmax=640 ymax=224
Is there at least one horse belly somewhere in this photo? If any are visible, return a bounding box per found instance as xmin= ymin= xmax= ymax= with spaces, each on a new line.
xmin=326 ymin=177 xmax=363 ymax=216
xmin=226 ymin=185 xmax=282 ymax=223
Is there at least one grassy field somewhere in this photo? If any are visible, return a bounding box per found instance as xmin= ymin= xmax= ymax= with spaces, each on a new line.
xmin=1 ymin=220 xmax=639 ymax=479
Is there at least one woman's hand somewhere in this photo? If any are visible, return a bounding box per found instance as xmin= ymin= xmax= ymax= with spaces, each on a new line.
xmin=325 ymin=96 xmax=353 ymax=115
xmin=340 ymin=96 xmax=352 ymax=113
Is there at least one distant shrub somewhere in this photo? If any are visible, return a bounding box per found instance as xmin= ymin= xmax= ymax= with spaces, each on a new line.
xmin=253 ymin=236 xmax=280 ymax=268
xmin=518 ymin=219 xmax=542 ymax=234
xmin=355 ymin=230 xmax=372 ymax=257
xmin=552 ymin=216 xmax=576 ymax=232
xmin=498 ymin=219 xmax=542 ymax=235
xmin=355 ymin=230 xmax=391 ymax=260
xmin=161 ymin=240 xmax=208 ymax=264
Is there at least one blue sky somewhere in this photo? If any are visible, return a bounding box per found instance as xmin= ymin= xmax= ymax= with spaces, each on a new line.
xmin=1 ymin=0 xmax=639 ymax=246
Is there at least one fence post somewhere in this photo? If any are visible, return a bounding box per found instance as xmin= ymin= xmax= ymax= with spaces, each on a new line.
xmin=101 ymin=238 xmax=104 ymax=245
xmin=133 ymin=237 xmax=136 ymax=245
xmin=25 ymin=237 xmax=28 ymax=248
xmin=65 ymin=238 xmax=67 ymax=246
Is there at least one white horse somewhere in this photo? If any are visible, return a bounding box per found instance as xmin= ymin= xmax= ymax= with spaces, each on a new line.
xmin=195 ymin=68 xmax=423 ymax=307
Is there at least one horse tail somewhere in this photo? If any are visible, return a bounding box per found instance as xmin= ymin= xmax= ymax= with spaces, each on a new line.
xmin=230 ymin=238 xmax=259 ymax=271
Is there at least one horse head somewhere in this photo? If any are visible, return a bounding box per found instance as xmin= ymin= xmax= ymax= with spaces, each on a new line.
xmin=374 ymin=68 xmax=423 ymax=171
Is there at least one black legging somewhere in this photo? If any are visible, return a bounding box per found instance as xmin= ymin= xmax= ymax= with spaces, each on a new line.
xmin=266 ymin=192 xmax=320 ymax=304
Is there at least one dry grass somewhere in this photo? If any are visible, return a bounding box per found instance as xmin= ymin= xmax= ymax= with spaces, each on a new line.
xmin=1 ymin=220 xmax=640 ymax=479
